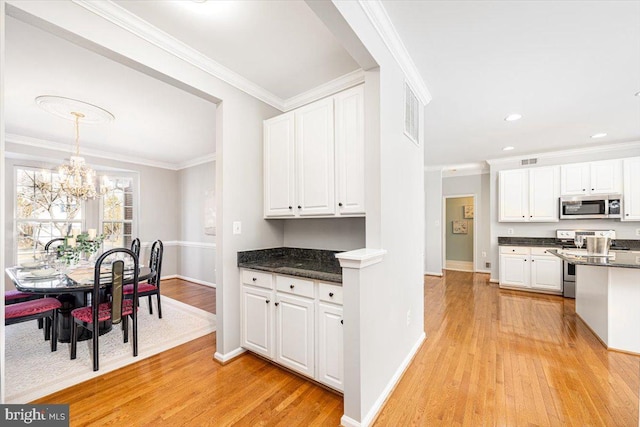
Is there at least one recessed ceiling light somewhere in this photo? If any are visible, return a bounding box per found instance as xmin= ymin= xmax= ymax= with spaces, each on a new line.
xmin=635 ymin=91 xmax=640 ymax=97
xmin=504 ymin=114 xmax=522 ymax=122
xmin=503 ymin=146 xmax=515 ymax=151
xmin=591 ymin=133 xmax=607 ymax=139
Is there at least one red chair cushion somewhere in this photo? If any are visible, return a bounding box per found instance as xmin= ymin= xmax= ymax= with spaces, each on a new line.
xmin=123 ymin=283 xmax=158 ymax=294
xmin=5 ymin=298 xmax=62 ymax=320
xmin=5 ymin=290 xmax=38 ymax=301
xmin=71 ymin=300 xmax=135 ymax=323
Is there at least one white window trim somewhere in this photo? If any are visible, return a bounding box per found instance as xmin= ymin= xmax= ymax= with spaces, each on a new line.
xmin=98 ymin=172 xmax=139 ymax=248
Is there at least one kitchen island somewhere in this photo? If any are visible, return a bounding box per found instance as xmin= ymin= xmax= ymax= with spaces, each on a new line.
xmin=548 ymin=249 xmax=640 ymax=354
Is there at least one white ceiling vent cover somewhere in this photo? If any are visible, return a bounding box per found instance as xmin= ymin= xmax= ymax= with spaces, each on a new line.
xmin=404 ymin=82 xmax=420 ymax=146
xmin=521 ymin=158 xmax=538 ymax=165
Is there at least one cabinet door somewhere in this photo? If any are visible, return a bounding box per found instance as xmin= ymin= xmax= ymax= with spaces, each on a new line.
xmin=530 ymin=255 xmax=562 ymax=291
xmin=499 ymin=169 xmax=528 ymax=222
xmin=623 ymin=157 xmax=640 ymax=221
xmin=529 ymin=166 xmax=559 ymax=222
xmin=264 ymin=112 xmax=296 ymax=217
xmin=561 ymin=163 xmax=589 ymax=195
xmin=295 ymin=98 xmax=335 ymax=216
xmin=275 ymin=294 xmax=315 ymax=377
xmin=500 ymin=254 xmax=530 ymax=288
xmin=241 ymin=286 xmax=274 ymax=359
xmin=590 ymin=159 xmax=622 ymax=194
xmin=335 ymin=85 xmax=365 ymax=215
xmin=317 ymin=303 xmax=344 ymax=391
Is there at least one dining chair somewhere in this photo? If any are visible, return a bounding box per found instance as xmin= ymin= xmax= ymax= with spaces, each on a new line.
xmin=45 ymin=237 xmax=66 ymax=253
xmin=131 ymin=238 xmax=141 ymax=259
xmin=6 ymin=297 xmax=62 ymax=352
xmin=124 ymin=240 xmax=163 ymax=318
xmin=70 ymin=247 xmax=139 ymax=371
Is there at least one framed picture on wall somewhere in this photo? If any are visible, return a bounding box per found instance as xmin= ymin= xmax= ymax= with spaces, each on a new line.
xmin=463 ymin=205 xmax=474 ymax=219
xmin=452 ymin=220 xmax=468 ymax=234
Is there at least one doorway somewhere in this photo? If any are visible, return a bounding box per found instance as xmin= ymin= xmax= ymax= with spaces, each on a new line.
xmin=443 ymin=195 xmax=475 ymax=272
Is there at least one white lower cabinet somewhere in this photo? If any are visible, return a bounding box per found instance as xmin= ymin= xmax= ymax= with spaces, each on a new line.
xmin=317 ymin=303 xmax=344 ymax=391
xmin=499 ymin=246 xmax=562 ymax=294
xmin=275 ymin=293 xmax=315 ymax=377
xmin=241 ymin=269 xmax=344 ymax=392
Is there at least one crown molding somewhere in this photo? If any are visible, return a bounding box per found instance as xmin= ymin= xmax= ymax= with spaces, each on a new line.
xmin=4 ymin=133 xmax=199 ymax=171
xmin=283 ymin=69 xmax=365 ymax=111
xmin=358 ymin=0 xmax=431 ymax=105
xmin=485 ymin=141 xmax=640 ymax=166
xmin=425 ymin=162 xmax=489 ymax=177
xmin=72 ymin=0 xmax=286 ymax=111
xmin=177 ymin=153 xmax=216 ymax=170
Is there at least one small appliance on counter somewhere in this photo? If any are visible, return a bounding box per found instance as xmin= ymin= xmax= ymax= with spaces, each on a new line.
xmin=555 ymin=229 xmax=629 ymax=298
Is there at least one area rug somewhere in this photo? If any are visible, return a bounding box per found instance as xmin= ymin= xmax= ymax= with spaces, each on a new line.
xmin=4 ymin=297 xmax=216 ymax=403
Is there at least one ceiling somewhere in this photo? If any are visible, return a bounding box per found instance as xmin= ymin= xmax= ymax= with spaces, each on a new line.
xmin=5 ymin=1 xmax=639 ymax=170
xmin=382 ymin=0 xmax=640 ymax=168
xmin=4 ymin=0 xmax=358 ymax=169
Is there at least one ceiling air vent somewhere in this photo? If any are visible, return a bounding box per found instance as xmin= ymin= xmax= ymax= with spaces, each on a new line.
xmin=521 ymin=158 xmax=538 ymax=166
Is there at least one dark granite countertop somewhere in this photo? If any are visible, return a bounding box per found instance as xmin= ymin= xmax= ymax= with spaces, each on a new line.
xmin=498 ymin=237 xmax=640 ymax=250
xmin=498 ymin=237 xmax=561 ymax=247
xmin=237 ymin=247 xmax=342 ymax=284
xmin=547 ymin=249 xmax=640 ymax=269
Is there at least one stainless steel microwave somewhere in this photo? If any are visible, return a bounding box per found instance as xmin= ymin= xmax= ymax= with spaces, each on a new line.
xmin=560 ymin=194 xmax=622 ymax=219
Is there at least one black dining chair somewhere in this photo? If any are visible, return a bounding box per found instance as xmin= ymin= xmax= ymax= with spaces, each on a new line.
xmin=70 ymin=247 xmax=139 ymax=371
xmin=6 ymin=297 xmax=61 ymax=352
xmin=45 ymin=237 xmax=66 ymax=253
xmin=124 ymin=240 xmax=163 ymax=318
xmin=131 ymin=238 xmax=141 ymax=259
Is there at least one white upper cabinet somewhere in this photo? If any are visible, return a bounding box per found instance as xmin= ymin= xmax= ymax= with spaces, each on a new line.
xmin=623 ymin=157 xmax=640 ymax=221
xmin=499 ymin=169 xmax=528 ymax=222
xmin=264 ymin=86 xmax=365 ymax=219
xmin=264 ymin=113 xmax=296 ymax=217
xmin=561 ymin=159 xmax=622 ymax=196
xmin=334 ymin=85 xmax=365 ymax=215
xmin=295 ymin=98 xmax=335 ymax=216
xmin=499 ymin=166 xmax=559 ymax=222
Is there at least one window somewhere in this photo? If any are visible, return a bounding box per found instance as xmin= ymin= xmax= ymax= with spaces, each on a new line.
xmin=101 ymin=176 xmax=136 ymax=251
xmin=15 ymin=167 xmax=83 ymax=264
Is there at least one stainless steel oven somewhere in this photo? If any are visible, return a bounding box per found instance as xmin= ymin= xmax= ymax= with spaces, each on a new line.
xmin=563 ymin=261 xmax=576 ymax=298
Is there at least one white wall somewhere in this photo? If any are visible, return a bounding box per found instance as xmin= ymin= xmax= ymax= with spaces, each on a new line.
xmin=442 ymin=173 xmax=491 ymax=273
xmin=282 ymin=218 xmax=365 ymax=251
xmin=328 ymin=2 xmax=426 ymax=424
xmin=489 ymin=145 xmax=640 ymax=280
xmin=178 ymin=161 xmax=216 ymax=285
xmin=424 ymin=169 xmax=442 ymax=275
xmin=2 ymin=1 xmax=284 ymax=363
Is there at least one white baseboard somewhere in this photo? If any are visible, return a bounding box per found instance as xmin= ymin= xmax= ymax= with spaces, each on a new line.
xmin=490 ymin=278 xmax=499 ymax=283
xmin=445 ymin=260 xmax=474 ymax=272
xmin=343 ymin=332 xmax=426 ymax=427
xmin=161 ymin=274 xmax=216 ymax=288
xmin=424 ymin=271 xmax=443 ymax=277
xmin=474 ymin=269 xmax=491 ymax=274
xmin=214 ymin=347 xmax=246 ymax=364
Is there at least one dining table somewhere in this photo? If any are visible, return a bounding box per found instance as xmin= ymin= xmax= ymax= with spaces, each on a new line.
xmin=5 ymin=263 xmax=154 ymax=343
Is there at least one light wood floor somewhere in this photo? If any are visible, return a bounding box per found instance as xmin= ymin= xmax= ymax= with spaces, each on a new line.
xmin=32 ymin=273 xmax=640 ymax=426
xmin=375 ymin=271 xmax=640 ymax=426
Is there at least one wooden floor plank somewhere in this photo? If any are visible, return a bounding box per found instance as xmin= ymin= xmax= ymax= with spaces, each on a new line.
xmin=30 ymin=273 xmax=639 ymax=425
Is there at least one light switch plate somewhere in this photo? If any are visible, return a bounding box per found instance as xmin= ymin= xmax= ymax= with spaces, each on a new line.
xmin=507 ymin=228 xmax=514 ymax=235
xmin=636 ymin=228 xmax=640 ymax=237
xmin=233 ymin=221 xmax=242 ymax=235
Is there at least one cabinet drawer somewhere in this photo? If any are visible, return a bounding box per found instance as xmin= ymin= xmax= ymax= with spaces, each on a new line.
xmin=276 ymin=275 xmax=314 ymax=298
xmin=530 ymin=247 xmax=555 ymax=256
xmin=242 ymin=270 xmax=273 ymax=289
xmin=318 ymin=282 xmax=343 ymax=305
xmin=500 ymin=246 xmax=529 ymax=255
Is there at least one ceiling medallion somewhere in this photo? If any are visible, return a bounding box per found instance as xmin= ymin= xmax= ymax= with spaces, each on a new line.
xmin=35 ymin=95 xmax=115 ymax=123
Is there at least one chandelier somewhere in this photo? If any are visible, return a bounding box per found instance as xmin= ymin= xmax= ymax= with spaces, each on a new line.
xmin=58 ymin=111 xmax=106 ymax=200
